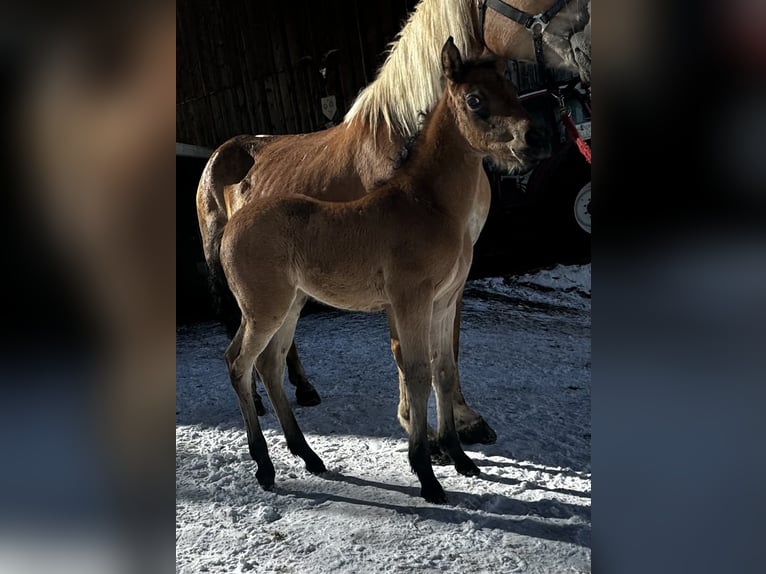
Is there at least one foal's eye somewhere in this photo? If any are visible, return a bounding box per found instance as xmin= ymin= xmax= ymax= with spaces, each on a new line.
xmin=465 ymin=94 xmax=482 ymax=111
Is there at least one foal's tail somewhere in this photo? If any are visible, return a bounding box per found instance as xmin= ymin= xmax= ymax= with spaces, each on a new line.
xmin=196 ymin=135 xmax=271 ymax=337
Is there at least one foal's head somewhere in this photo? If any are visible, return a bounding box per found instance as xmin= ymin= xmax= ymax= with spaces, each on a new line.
xmin=440 ymin=37 xmax=550 ymax=173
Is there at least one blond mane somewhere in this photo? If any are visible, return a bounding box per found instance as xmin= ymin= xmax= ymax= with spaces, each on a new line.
xmin=343 ymin=0 xmax=478 ymax=138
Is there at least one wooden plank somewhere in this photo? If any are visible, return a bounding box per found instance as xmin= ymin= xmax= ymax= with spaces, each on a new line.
xmin=177 ymin=0 xmax=207 ymax=102
xmin=230 ymin=0 xmax=261 ymax=136
xmin=261 ymin=4 xmax=289 ymax=132
xmin=295 ymin=56 xmax=321 ymax=132
xmin=272 ymin=9 xmax=298 ymax=133
xmin=263 ymin=75 xmax=284 ymax=133
xmin=281 ymin=6 xmax=315 ymax=133
xmin=222 ymin=88 xmax=237 ymax=141
xmin=231 ymin=0 xmax=261 ymax=134
xmin=333 ymin=3 xmax=356 ymax=114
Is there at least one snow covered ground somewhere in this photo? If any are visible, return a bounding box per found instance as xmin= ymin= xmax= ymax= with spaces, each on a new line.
xmin=176 ymin=264 xmax=591 ymax=573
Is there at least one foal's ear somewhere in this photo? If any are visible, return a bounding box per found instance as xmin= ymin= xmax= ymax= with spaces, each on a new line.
xmin=441 ymin=36 xmax=463 ymax=82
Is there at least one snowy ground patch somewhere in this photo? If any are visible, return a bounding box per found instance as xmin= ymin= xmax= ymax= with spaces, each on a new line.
xmin=177 ymin=264 xmax=591 ymax=573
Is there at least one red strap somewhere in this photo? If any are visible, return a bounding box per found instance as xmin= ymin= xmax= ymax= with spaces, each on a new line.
xmin=561 ymin=113 xmax=592 ymax=164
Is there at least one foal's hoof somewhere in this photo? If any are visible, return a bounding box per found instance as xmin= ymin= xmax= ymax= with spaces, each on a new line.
xmin=457 ymin=418 xmax=497 ymax=445
xmin=421 ymin=484 xmax=448 ymax=505
xmin=305 ymin=458 xmax=327 ymax=476
xmin=428 ymin=441 xmax=452 ymax=466
xmin=254 ymin=395 xmax=267 ymax=417
xmin=295 ymin=386 xmax=322 ymax=407
xmin=255 ymin=467 xmax=276 ymax=491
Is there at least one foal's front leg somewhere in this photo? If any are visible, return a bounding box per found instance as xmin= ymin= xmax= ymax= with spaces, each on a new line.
xmin=389 ymin=294 xmax=446 ymax=504
xmin=388 ymin=296 xmax=497 ymax=455
xmin=388 ymin=314 xmax=448 ymax=464
xmin=431 ymin=303 xmax=480 ymax=477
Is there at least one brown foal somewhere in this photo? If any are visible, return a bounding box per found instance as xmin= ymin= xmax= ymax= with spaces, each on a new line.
xmin=220 ymin=38 xmax=548 ymax=503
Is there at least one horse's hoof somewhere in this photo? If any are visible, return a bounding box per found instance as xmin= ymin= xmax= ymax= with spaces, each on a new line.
xmin=458 ymin=418 xmax=497 ymax=445
xmin=296 ymin=386 xmax=321 ymax=407
xmin=254 ymin=395 xmax=267 ymax=417
xmin=456 ymin=460 xmax=481 ymax=477
xmin=421 ymin=485 xmax=448 ymax=504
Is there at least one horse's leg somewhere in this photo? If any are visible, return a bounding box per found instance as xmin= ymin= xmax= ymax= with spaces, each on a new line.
xmin=286 ymin=340 xmax=322 ymax=407
xmin=451 ymin=291 xmax=498 ymax=445
xmin=432 ymin=301 xmax=480 ymax=477
xmin=252 ymin=384 xmax=267 ymax=417
xmin=389 ymin=291 xmax=446 ymax=504
xmin=224 ymin=320 xmax=276 ymax=489
xmin=387 ymin=312 xmax=448 ymax=464
xmin=386 ymin=312 xmax=412 ymax=434
xmin=257 ymin=297 xmax=326 ymax=475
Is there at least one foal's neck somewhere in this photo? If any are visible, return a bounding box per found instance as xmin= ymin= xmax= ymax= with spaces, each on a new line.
xmin=405 ymin=92 xmax=484 ymax=215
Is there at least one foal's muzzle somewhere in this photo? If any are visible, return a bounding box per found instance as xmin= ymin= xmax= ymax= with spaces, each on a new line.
xmin=510 ymin=124 xmax=551 ymax=169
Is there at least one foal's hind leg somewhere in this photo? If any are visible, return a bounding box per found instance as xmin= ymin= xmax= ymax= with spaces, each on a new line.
xmin=257 ymin=297 xmax=326 ymax=476
xmin=225 ymin=321 xmax=277 ymax=489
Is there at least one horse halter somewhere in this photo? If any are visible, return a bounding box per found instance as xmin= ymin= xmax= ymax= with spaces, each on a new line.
xmin=476 ymin=0 xmax=573 ymax=89
xmin=475 ymin=0 xmax=591 ymax=164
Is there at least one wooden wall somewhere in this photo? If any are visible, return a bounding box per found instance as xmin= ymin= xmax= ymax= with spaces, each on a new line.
xmin=177 ymin=0 xmax=418 ymax=148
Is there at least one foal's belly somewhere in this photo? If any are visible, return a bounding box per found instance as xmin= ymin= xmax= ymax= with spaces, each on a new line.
xmin=297 ymin=267 xmax=389 ymax=313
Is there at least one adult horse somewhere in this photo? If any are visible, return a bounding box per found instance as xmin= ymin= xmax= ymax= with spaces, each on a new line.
xmin=221 ymin=38 xmax=548 ymax=502
xmin=196 ymin=0 xmax=591 ymax=446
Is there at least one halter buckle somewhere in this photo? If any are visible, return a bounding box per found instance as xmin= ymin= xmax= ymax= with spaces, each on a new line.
xmin=529 ymin=14 xmax=549 ymax=35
